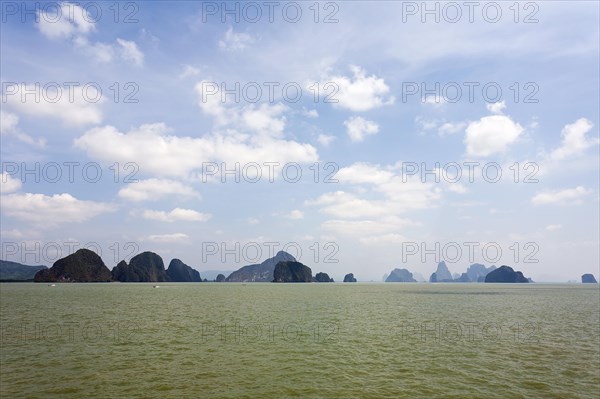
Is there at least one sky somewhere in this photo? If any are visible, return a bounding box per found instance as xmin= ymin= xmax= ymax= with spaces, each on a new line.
xmin=0 ymin=1 xmax=599 ymax=282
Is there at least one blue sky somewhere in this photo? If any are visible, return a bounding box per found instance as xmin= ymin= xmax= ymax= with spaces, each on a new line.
xmin=1 ymin=1 xmax=599 ymax=282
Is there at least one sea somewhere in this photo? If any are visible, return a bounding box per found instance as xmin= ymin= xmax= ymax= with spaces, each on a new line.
xmin=1 ymin=283 xmax=599 ymax=398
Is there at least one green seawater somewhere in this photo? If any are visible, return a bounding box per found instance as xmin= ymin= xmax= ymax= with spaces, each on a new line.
xmin=1 ymin=283 xmax=598 ymax=398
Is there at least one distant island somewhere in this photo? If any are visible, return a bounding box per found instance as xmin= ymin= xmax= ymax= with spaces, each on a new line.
xmin=384 ymin=261 xmax=531 ymax=283
xmin=1 ymin=250 xmax=593 ymax=284
xmin=0 ymin=260 xmax=47 ymax=281
xmin=9 ymin=249 xmax=357 ymax=284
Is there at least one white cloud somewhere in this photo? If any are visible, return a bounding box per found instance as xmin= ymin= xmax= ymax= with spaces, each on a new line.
xmin=424 ymin=95 xmax=446 ymax=106
xmin=37 ymin=3 xmax=143 ymax=66
xmin=531 ymin=186 xmax=591 ymax=205
xmin=73 ymin=36 xmax=114 ymax=63
xmin=0 ymin=172 xmax=22 ymax=194
xmin=550 ymin=118 xmax=598 ymax=160
xmin=246 ymin=217 xmax=260 ymax=225
xmin=306 ymin=162 xmax=440 ymax=242
xmin=344 ymin=116 xmax=379 ymax=142
xmin=118 ymin=178 xmax=201 ymax=202
xmin=1 ymin=193 xmax=114 ymax=226
xmin=75 ymin=122 xmax=318 ymax=179
xmin=486 ymin=101 xmax=506 ymax=115
xmin=546 ymin=224 xmax=563 ymax=231
xmin=142 ymin=208 xmax=211 ymax=222
xmin=36 ymin=2 xmax=95 ymax=40
xmin=218 ymin=27 xmax=254 ymax=50
xmin=4 ymin=83 xmax=103 ymax=126
xmin=303 ymin=108 xmax=319 ymax=118
xmin=465 ymin=115 xmax=524 ymax=157
xmin=438 ymin=121 xmax=466 ymax=136
xmin=116 ymin=38 xmax=144 ymax=66
xmin=180 ymin=65 xmax=201 ymax=78
xmin=285 ymin=210 xmax=304 ymax=220
xmin=145 ymin=233 xmax=189 ymax=243
xmin=0 ymin=110 xmax=46 ymax=147
xmin=317 ymin=134 xmax=335 ymax=147
xmin=322 ymin=65 xmax=394 ymax=112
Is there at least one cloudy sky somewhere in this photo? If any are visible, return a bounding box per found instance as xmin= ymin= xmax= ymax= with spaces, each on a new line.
xmin=1 ymin=1 xmax=598 ymax=282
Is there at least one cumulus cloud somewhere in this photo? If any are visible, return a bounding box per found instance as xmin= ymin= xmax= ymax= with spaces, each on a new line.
xmin=142 ymin=208 xmax=211 ymax=222
xmin=116 ymin=38 xmax=144 ymax=66
xmin=180 ymin=65 xmax=201 ymax=78
xmin=438 ymin=121 xmax=466 ymax=136
xmin=218 ymin=27 xmax=254 ymax=50
xmin=0 ymin=172 xmax=22 ymax=194
xmin=3 ymin=83 xmax=103 ymax=126
xmin=36 ymin=2 xmax=95 ymax=39
xmin=118 ymin=178 xmax=201 ymax=202
xmin=320 ymin=65 xmax=394 ymax=112
xmin=0 ymin=110 xmax=46 ymax=147
xmin=306 ymin=162 xmax=441 ymax=241
xmin=550 ymin=118 xmax=598 ymax=160
xmin=1 ymin=192 xmax=115 ymax=226
xmin=486 ymin=101 xmax=506 ymax=115
xmin=36 ymin=2 xmax=143 ymax=66
xmin=464 ymin=114 xmax=524 ymax=157
xmin=344 ymin=116 xmax=379 ymax=142
xmin=531 ymin=186 xmax=591 ymax=205
xmin=546 ymin=224 xmax=562 ymax=231
xmin=75 ymin=122 xmax=318 ymax=179
xmin=317 ymin=134 xmax=335 ymax=147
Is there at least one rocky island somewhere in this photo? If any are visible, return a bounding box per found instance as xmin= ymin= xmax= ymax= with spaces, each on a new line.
xmin=272 ymin=261 xmax=313 ymax=282
xmin=112 ymin=252 xmax=169 ymax=282
xmin=226 ymin=251 xmax=296 ymax=282
xmin=315 ymin=272 xmax=334 ymax=282
xmin=484 ymin=265 xmax=529 ymax=283
xmin=166 ymin=259 xmax=202 ymax=282
xmin=385 ymin=268 xmax=417 ymax=282
xmin=34 ymin=249 xmax=112 ymax=282
xmin=581 ymin=274 xmax=598 ymax=283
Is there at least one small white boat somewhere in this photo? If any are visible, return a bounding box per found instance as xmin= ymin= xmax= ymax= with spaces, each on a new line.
xmin=153 ymin=285 xmax=160 ymax=288
xmin=48 ymin=284 xmax=56 ymax=287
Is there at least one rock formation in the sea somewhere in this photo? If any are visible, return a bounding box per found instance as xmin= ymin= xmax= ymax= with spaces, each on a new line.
xmin=166 ymin=259 xmax=202 ymax=282
xmin=455 ymin=273 xmax=471 ymax=282
xmin=111 ymin=252 xmax=169 ymax=282
xmin=272 ymin=261 xmax=313 ymax=282
xmin=484 ymin=265 xmax=529 ymax=283
xmin=315 ymin=272 xmax=334 ymax=282
xmin=215 ymin=274 xmax=226 ymax=282
xmin=226 ymin=251 xmax=296 ymax=282
xmin=1 ymin=260 xmax=47 ymax=281
xmin=343 ymin=273 xmax=357 ymax=282
xmin=430 ymin=261 xmax=453 ymax=282
xmin=382 ymin=273 xmax=389 ymax=282
xmin=34 ymin=249 xmax=112 ymax=282
xmin=581 ymin=274 xmax=598 ymax=283
xmin=465 ymin=263 xmax=496 ymax=282
xmin=385 ymin=268 xmax=417 ymax=282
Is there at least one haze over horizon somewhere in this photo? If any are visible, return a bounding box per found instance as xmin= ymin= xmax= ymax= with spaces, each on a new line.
xmin=1 ymin=1 xmax=599 ymax=283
